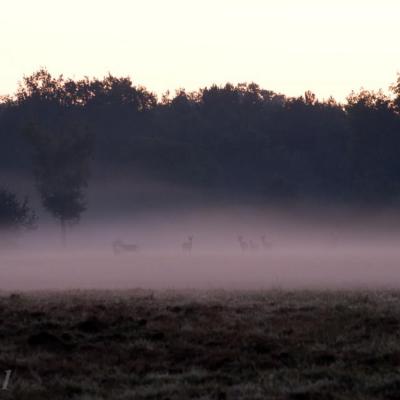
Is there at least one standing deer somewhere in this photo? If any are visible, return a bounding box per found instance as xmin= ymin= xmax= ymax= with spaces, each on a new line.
xmin=112 ymin=239 xmax=139 ymax=255
xmin=182 ymin=236 xmax=193 ymax=252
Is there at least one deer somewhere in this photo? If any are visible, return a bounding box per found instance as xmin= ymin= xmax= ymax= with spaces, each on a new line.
xmin=238 ymin=236 xmax=248 ymax=251
xmin=182 ymin=235 xmax=193 ymax=252
xmin=112 ymin=239 xmax=139 ymax=255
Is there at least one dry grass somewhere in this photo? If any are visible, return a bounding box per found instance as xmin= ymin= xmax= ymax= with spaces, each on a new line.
xmin=1 ymin=289 xmax=400 ymax=399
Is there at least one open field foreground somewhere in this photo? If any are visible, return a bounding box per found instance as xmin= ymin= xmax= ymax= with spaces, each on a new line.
xmin=1 ymin=290 xmax=400 ymax=399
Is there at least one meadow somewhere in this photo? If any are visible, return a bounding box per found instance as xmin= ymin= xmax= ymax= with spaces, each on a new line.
xmin=1 ymin=289 xmax=400 ymax=399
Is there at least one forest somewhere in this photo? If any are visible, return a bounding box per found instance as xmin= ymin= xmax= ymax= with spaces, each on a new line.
xmin=1 ymin=69 xmax=400 ymax=229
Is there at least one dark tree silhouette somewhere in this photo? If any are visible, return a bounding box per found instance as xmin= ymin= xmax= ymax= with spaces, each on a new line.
xmin=1 ymin=69 xmax=400 ymax=212
xmin=17 ymin=70 xmax=92 ymax=245
xmin=391 ymin=73 xmax=400 ymax=112
xmin=0 ymin=188 xmax=36 ymax=231
xmin=26 ymin=118 xmax=91 ymax=245
xmin=345 ymin=89 xmax=400 ymax=200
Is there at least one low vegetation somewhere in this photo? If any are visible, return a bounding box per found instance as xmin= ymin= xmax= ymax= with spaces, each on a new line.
xmin=1 ymin=289 xmax=400 ymax=399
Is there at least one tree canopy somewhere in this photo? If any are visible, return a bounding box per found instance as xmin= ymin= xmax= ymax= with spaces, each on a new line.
xmin=1 ymin=69 xmax=400 ymax=213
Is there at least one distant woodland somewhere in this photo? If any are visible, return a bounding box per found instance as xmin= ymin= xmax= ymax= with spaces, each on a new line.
xmin=1 ymin=69 xmax=400 ymax=228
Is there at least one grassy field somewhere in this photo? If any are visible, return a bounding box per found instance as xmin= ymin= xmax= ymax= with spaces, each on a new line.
xmin=1 ymin=289 xmax=400 ymax=399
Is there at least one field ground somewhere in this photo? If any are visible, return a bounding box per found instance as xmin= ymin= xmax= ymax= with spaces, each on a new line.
xmin=1 ymin=289 xmax=400 ymax=399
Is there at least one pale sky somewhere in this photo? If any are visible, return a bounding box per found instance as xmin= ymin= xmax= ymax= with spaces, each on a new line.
xmin=0 ymin=0 xmax=399 ymax=101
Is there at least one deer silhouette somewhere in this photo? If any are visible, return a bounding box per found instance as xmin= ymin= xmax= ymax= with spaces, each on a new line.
xmin=112 ymin=239 xmax=139 ymax=255
xmin=182 ymin=236 xmax=193 ymax=252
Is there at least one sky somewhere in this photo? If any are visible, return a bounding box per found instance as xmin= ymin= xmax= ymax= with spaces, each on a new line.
xmin=0 ymin=0 xmax=399 ymax=102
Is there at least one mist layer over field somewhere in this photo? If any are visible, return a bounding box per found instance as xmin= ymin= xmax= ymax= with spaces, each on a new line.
xmin=2 ymin=205 xmax=400 ymax=291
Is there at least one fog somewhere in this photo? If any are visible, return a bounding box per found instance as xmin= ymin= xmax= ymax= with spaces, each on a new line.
xmin=2 ymin=204 xmax=400 ymax=292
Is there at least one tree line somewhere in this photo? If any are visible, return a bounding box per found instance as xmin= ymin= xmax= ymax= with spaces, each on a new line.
xmin=1 ymin=69 xmax=400 ymax=232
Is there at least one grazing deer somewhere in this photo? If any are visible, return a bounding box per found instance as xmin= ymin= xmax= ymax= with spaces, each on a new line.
xmin=112 ymin=239 xmax=139 ymax=255
xmin=238 ymin=236 xmax=248 ymax=251
xmin=182 ymin=236 xmax=193 ymax=252
xmin=261 ymin=235 xmax=272 ymax=249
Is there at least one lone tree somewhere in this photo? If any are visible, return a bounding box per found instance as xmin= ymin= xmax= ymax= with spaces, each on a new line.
xmin=0 ymin=188 xmax=36 ymax=232
xmin=18 ymin=69 xmax=93 ymax=245
xmin=25 ymin=116 xmax=92 ymax=245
